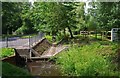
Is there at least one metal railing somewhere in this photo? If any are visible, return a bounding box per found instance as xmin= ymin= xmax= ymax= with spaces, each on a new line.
xmin=0 ymin=32 xmax=44 ymax=48
xmin=29 ymin=32 xmax=44 ymax=47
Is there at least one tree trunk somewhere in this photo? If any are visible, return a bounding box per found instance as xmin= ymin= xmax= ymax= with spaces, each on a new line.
xmin=63 ymin=28 xmax=66 ymax=36
xmin=67 ymin=26 xmax=74 ymax=38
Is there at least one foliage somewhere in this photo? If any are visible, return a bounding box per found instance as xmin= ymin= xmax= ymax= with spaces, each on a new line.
xmin=24 ymin=2 xmax=85 ymax=38
xmin=88 ymin=2 xmax=120 ymax=31
xmin=0 ymin=48 xmax=14 ymax=58
xmin=2 ymin=2 xmax=120 ymax=41
xmin=2 ymin=2 xmax=23 ymax=34
xmin=2 ymin=2 xmax=36 ymax=35
xmin=56 ymin=41 xmax=119 ymax=76
xmin=2 ymin=62 xmax=31 ymax=77
xmin=45 ymin=35 xmax=52 ymax=42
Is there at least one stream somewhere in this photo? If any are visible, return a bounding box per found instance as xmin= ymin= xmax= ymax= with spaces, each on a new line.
xmin=2 ymin=56 xmax=62 ymax=76
xmin=26 ymin=61 xmax=62 ymax=76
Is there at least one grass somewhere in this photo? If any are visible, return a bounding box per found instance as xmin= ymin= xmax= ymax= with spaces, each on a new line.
xmin=0 ymin=48 xmax=15 ymax=58
xmin=2 ymin=34 xmax=37 ymax=39
xmin=2 ymin=62 xmax=31 ymax=78
xmin=20 ymin=34 xmax=37 ymax=38
xmin=55 ymin=41 xmax=120 ymax=76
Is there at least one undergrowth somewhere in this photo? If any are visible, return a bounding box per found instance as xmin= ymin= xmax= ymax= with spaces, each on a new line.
xmin=55 ymin=41 xmax=120 ymax=76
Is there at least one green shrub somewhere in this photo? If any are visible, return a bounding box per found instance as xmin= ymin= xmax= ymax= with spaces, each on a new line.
xmin=56 ymin=42 xmax=120 ymax=76
xmin=56 ymin=32 xmax=67 ymax=41
xmin=0 ymin=48 xmax=14 ymax=58
xmin=15 ymin=26 xmax=26 ymax=35
xmin=45 ymin=35 xmax=52 ymax=42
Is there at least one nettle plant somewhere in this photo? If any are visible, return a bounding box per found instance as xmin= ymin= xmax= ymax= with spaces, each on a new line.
xmin=56 ymin=42 xmax=119 ymax=76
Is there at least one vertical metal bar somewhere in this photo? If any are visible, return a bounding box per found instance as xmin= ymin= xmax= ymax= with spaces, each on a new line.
xmin=29 ymin=35 xmax=31 ymax=59
xmin=33 ymin=36 xmax=34 ymax=46
xmin=35 ymin=36 xmax=37 ymax=44
xmin=41 ymin=33 xmax=42 ymax=39
xmin=35 ymin=35 xmax=36 ymax=44
xmin=36 ymin=35 xmax=38 ymax=43
xmin=6 ymin=36 xmax=8 ymax=47
xmin=29 ymin=35 xmax=30 ymax=49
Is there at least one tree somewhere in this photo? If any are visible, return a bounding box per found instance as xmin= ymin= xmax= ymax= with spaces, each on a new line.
xmin=87 ymin=2 xmax=120 ymax=39
xmin=89 ymin=2 xmax=120 ymax=31
xmin=18 ymin=2 xmax=36 ymax=34
xmin=2 ymin=2 xmax=35 ymax=35
xmin=2 ymin=2 xmax=23 ymax=34
xmin=75 ymin=2 xmax=85 ymax=34
xmin=31 ymin=2 xmax=79 ymax=38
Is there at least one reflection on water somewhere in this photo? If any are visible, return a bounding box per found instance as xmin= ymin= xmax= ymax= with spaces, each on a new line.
xmin=27 ymin=61 xmax=62 ymax=76
xmin=2 ymin=53 xmax=62 ymax=76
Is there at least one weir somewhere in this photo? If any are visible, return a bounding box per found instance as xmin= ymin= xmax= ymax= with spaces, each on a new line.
xmin=2 ymin=37 xmax=67 ymax=76
xmin=14 ymin=38 xmax=67 ymax=60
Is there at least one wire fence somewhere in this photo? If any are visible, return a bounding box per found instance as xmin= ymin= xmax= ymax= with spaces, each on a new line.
xmin=0 ymin=32 xmax=44 ymax=48
xmin=29 ymin=32 xmax=44 ymax=47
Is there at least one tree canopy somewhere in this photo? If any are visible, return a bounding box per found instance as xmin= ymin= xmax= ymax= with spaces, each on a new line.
xmin=2 ymin=2 xmax=120 ymax=39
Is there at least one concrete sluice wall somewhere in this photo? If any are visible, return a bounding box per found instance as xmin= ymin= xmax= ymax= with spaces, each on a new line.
xmin=14 ymin=38 xmax=52 ymax=59
xmin=32 ymin=38 xmax=52 ymax=56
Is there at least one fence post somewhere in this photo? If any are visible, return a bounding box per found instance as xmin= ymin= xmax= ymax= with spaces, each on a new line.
xmin=35 ymin=35 xmax=37 ymax=44
xmin=6 ymin=36 xmax=8 ymax=47
xmin=29 ymin=35 xmax=31 ymax=59
xmin=29 ymin=35 xmax=30 ymax=49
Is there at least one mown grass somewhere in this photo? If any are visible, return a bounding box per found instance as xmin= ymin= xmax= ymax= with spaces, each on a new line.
xmin=2 ymin=62 xmax=31 ymax=78
xmin=20 ymin=34 xmax=37 ymax=38
xmin=55 ymin=41 xmax=120 ymax=76
xmin=0 ymin=48 xmax=14 ymax=58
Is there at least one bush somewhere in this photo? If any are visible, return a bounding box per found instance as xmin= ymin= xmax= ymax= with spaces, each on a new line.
xmin=45 ymin=35 xmax=52 ymax=42
xmin=56 ymin=42 xmax=120 ymax=76
xmin=56 ymin=32 xmax=66 ymax=41
xmin=15 ymin=26 xmax=26 ymax=35
xmin=0 ymin=48 xmax=14 ymax=58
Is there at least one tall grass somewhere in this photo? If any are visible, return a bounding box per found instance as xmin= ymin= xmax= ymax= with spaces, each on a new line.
xmin=56 ymin=42 xmax=119 ymax=76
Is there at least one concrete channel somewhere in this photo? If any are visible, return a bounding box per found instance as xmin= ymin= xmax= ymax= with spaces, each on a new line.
xmin=2 ymin=38 xmax=68 ymax=76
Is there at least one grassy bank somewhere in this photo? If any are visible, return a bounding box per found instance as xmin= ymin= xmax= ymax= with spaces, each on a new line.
xmin=55 ymin=41 xmax=120 ymax=76
xmin=2 ymin=62 xmax=31 ymax=78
